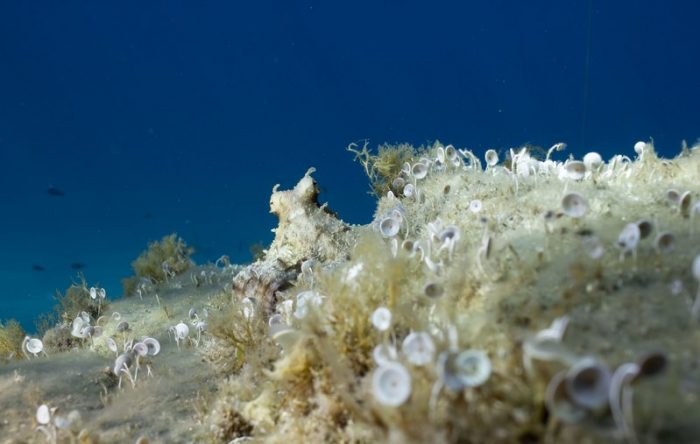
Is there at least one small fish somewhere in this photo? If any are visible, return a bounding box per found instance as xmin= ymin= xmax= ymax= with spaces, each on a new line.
xmin=70 ymin=262 xmax=86 ymax=270
xmin=144 ymin=212 xmax=153 ymax=220
xmin=32 ymin=264 xmax=46 ymax=272
xmin=47 ymin=186 xmax=65 ymax=197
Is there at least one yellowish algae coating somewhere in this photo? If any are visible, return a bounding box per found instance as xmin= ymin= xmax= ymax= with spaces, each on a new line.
xmin=212 ymin=141 xmax=700 ymax=443
xmin=2 ymin=141 xmax=700 ymax=443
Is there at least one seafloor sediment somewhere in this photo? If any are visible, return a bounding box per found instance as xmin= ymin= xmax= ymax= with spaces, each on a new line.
xmin=2 ymin=141 xmax=700 ymax=443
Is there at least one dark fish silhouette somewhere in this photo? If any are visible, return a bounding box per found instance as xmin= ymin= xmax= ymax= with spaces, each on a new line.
xmin=70 ymin=262 xmax=86 ymax=270
xmin=47 ymin=186 xmax=65 ymax=196
xmin=144 ymin=212 xmax=153 ymax=220
xmin=32 ymin=264 xmax=46 ymax=272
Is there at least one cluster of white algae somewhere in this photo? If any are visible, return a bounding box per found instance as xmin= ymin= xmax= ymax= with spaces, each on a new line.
xmin=3 ymin=140 xmax=700 ymax=443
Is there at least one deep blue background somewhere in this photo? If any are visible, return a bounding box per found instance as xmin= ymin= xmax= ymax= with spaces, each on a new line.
xmin=1 ymin=1 xmax=698 ymax=331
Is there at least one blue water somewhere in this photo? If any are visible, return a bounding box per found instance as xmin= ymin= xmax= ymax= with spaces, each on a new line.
xmin=1 ymin=1 xmax=698 ymax=331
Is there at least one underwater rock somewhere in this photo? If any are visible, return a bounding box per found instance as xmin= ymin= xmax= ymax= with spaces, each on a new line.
xmin=7 ymin=141 xmax=700 ymax=443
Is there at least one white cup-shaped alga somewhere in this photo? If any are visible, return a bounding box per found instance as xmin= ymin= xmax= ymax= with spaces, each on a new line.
xmin=402 ymin=332 xmax=435 ymax=366
xmin=372 ymin=361 xmax=412 ymax=407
